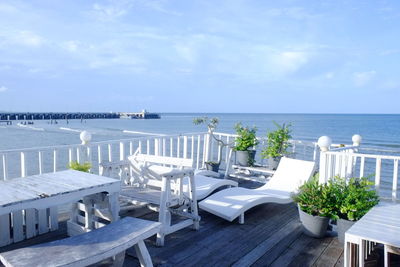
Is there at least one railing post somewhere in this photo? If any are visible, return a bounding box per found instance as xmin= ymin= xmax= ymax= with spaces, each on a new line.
xmin=317 ymin=136 xmax=332 ymax=184
xmin=205 ymin=130 xmax=212 ymax=163
xmin=80 ymin=131 xmax=92 ymax=167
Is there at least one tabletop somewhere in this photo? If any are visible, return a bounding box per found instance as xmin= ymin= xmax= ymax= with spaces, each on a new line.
xmin=0 ymin=170 xmax=121 ymax=215
xmin=346 ymin=203 xmax=400 ymax=248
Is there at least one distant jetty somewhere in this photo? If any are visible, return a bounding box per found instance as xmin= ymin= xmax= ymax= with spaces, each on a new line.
xmin=0 ymin=110 xmax=160 ymax=121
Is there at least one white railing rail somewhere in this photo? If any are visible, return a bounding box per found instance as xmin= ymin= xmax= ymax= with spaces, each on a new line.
xmin=318 ymin=135 xmax=399 ymax=202
xmin=0 ymin=131 xmax=318 ymax=180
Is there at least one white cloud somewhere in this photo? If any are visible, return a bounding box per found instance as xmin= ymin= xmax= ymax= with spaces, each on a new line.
xmin=324 ymin=72 xmax=334 ymax=79
xmin=353 ymin=71 xmax=376 ymax=87
xmin=0 ymin=30 xmax=44 ymax=47
xmin=91 ymin=0 xmax=134 ymax=21
xmin=61 ymin=41 xmax=80 ymax=52
xmin=272 ymin=51 xmax=309 ymax=75
xmin=174 ymin=44 xmax=197 ymax=64
xmin=0 ymin=86 xmax=8 ymax=92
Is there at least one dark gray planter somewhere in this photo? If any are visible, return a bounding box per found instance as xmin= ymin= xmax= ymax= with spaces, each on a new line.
xmin=205 ymin=162 xmax=220 ymax=172
xmin=236 ymin=150 xmax=256 ymax=166
xmin=298 ymin=206 xmax=329 ymax=238
xmin=337 ymin=218 xmax=356 ymax=243
xmin=268 ymin=157 xmax=281 ymax=170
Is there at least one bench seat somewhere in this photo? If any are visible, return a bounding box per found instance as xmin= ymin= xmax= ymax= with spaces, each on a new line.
xmin=0 ymin=217 xmax=161 ymax=267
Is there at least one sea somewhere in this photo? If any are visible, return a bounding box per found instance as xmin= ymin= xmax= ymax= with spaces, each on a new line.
xmin=1 ymin=113 xmax=400 ymax=151
xmin=1 ymin=113 xmax=399 ymax=198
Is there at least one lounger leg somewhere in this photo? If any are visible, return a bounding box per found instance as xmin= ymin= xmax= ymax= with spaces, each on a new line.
xmin=239 ymin=213 xmax=244 ymax=224
xmin=188 ymin=174 xmax=199 ymax=230
xmin=157 ymin=177 xmax=169 ymax=247
xmin=112 ymin=251 xmax=126 ymax=267
xmin=134 ymin=240 xmax=154 ymax=267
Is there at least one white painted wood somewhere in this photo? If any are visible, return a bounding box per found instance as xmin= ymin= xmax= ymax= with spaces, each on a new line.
xmin=375 ymin=158 xmax=382 ymax=193
xmin=183 ymin=136 xmax=188 ymax=159
xmin=53 ymin=149 xmax=57 ymax=172
xmin=11 ymin=211 xmax=24 ymax=242
xmin=393 ymin=159 xmax=398 ymax=202
xmin=2 ymin=154 xmax=8 ymax=180
xmin=360 ymin=156 xmax=365 ymax=178
xmin=120 ymin=142 xmax=125 ymax=161
xmin=199 ymin=158 xmax=315 ymax=223
xmin=162 ymin=138 xmax=166 ymax=157
xmin=134 ymin=240 xmax=154 ymax=267
xmin=146 ymin=139 xmax=150 ymax=155
xmin=191 ymin=136 xmax=194 ymax=160
xmin=0 ymin=214 xmax=10 ymax=246
xmin=37 ymin=151 xmax=43 ymax=174
xmin=129 ymin=141 xmax=134 ymax=156
xmin=108 ymin=144 xmax=112 ymax=162
xmin=196 ymin=135 xmax=201 ymax=169
xmin=0 ymin=217 xmax=161 ymax=267
xmin=139 ymin=140 xmax=142 ymax=154
xmin=168 ymin=138 xmax=172 ymax=157
xmin=76 ymin=147 xmax=80 ymax=163
xmin=97 ymin=145 xmax=102 ymax=164
xmin=177 ymin=136 xmax=180 ymax=158
xmin=0 ymin=170 xmax=120 ymax=246
xmin=68 ymin=148 xmax=73 ymax=163
xmin=20 ymin=152 xmax=26 ymax=178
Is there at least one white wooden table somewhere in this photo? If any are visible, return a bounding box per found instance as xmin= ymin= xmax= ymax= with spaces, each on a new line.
xmin=344 ymin=203 xmax=400 ymax=267
xmin=0 ymin=170 xmax=120 ymax=247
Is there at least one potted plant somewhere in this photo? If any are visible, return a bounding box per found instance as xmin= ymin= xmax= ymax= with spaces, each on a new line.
xmin=193 ymin=117 xmax=231 ymax=172
xmin=292 ymin=176 xmax=337 ymax=238
xmin=68 ymin=161 xmax=91 ymax=173
xmin=334 ymin=177 xmax=379 ymax=243
xmin=261 ymin=122 xmax=292 ymax=170
xmin=234 ymin=123 xmax=259 ymax=166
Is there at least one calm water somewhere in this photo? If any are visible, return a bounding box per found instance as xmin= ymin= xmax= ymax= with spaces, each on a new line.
xmin=1 ymin=113 xmax=400 ymax=150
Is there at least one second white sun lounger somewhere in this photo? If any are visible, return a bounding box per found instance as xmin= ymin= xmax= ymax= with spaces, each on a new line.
xmin=198 ymin=157 xmax=315 ymax=224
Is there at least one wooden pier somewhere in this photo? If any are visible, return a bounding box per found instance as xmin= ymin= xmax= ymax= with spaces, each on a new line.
xmin=0 ymin=111 xmax=160 ymax=121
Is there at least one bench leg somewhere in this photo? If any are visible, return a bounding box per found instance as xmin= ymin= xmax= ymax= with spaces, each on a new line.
xmin=134 ymin=240 xmax=153 ymax=267
xmin=239 ymin=213 xmax=244 ymax=224
xmin=112 ymin=251 xmax=126 ymax=267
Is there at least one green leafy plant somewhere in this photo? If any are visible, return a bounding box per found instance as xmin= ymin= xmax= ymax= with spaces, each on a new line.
xmin=234 ymin=123 xmax=259 ymax=151
xmin=68 ymin=161 xmax=91 ymax=173
xmin=338 ymin=177 xmax=379 ymax=221
xmin=292 ymin=175 xmax=338 ymax=219
xmin=262 ymin=122 xmax=292 ymax=159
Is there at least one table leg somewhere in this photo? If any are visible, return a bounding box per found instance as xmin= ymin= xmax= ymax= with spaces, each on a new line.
xmin=359 ymin=239 xmax=365 ymax=267
xmin=107 ymin=192 xmax=120 ymax=222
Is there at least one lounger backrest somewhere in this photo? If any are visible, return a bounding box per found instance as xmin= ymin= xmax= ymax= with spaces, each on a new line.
xmin=257 ymin=157 xmax=315 ymax=193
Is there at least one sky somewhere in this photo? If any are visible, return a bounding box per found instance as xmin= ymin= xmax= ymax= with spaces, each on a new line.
xmin=0 ymin=0 xmax=400 ymax=113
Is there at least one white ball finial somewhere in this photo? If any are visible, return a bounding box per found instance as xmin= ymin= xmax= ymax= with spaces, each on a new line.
xmin=352 ymin=134 xmax=362 ymax=146
xmin=318 ymin=136 xmax=332 ymax=152
xmin=80 ymin=131 xmax=92 ymax=145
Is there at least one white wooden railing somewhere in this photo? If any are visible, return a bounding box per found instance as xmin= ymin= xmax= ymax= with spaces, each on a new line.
xmin=319 ymin=142 xmax=400 ymax=202
xmin=0 ymin=131 xmax=317 ymax=180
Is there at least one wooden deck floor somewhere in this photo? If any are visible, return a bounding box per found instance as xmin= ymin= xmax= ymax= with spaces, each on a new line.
xmin=123 ymin=202 xmax=345 ymax=267
xmin=0 ymin=178 xmax=396 ymax=267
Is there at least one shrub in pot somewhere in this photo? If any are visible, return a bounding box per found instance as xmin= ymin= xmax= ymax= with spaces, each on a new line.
xmin=234 ymin=123 xmax=259 ymax=166
xmin=334 ymin=177 xmax=379 ymax=243
xmin=292 ymin=176 xmax=336 ymax=238
xmin=68 ymin=161 xmax=91 ymax=172
xmin=261 ymin=122 xmax=292 ymax=170
xmin=193 ymin=117 xmax=231 ymax=172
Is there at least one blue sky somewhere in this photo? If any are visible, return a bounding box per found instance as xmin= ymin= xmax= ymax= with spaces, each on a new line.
xmin=0 ymin=0 xmax=399 ymax=113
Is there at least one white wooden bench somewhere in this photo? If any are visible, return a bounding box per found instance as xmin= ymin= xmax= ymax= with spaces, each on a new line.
xmin=0 ymin=217 xmax=161 ymax=267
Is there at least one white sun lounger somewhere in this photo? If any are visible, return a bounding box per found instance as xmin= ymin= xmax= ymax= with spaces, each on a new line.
xmin=130 ymin=153 xmax=238 ymax=200
xmin=198 ymin=157 xmax=315 ymax=224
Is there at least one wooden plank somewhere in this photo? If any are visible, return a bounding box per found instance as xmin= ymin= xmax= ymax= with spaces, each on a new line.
xmin=37 ymin=209 xmax=49 ymax=234
xmin=286 ymin=235 xmax=333 ymax=266
xmin=313 ymin=238 xmax=345 ymax=267
xmin=11 ymin=211 xmax=24 ymax=243
xmin=0 ymin=214 xmax=11 ymax=246
xmin=232 ymin=219 xmax=302 ymax=267
xmin=0 ymin=217 xmax=161 ymax=267
xmin=25 ymin=209 xmax=37 ymax=239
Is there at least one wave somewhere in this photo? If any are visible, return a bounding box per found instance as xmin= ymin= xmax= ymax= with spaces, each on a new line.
xmin=123 ymin=130 xmax=166 ymax=136
xmin=17 ymin=123 xmax=45 ymax=131
xmin=59 ymin=127 xmax=82 ymax=133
